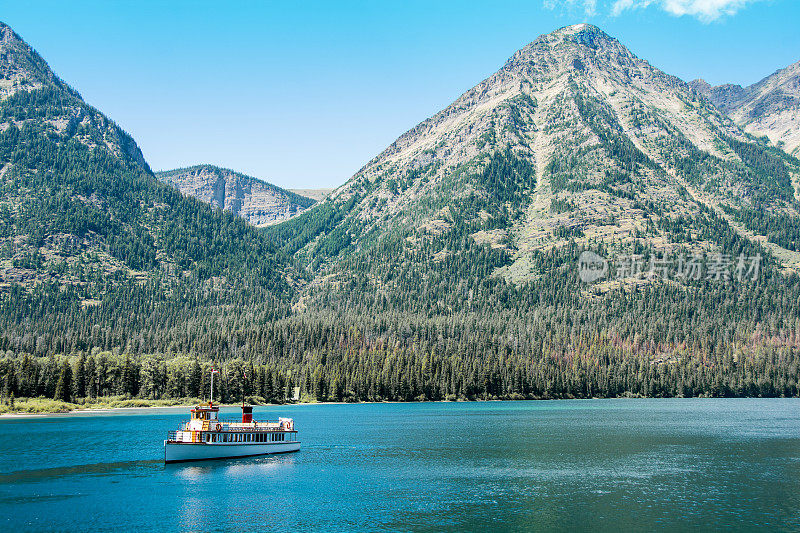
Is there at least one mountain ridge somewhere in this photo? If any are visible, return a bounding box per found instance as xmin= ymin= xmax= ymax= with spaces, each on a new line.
xmin=690 ymin=59 xmax=800 ymax=156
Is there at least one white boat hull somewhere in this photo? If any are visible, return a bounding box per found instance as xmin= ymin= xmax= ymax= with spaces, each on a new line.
xmin=164 ymin=441 xmax=301 ymax=463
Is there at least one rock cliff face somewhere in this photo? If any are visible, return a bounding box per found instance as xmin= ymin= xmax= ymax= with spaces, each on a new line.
xmin=157 ymin=165 xmax=315 ymax=226
xmin=691 ymin=60 xmax=800 ymax=156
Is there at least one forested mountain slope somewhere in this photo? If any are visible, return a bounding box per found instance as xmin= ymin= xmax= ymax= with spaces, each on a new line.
xmin=0 ymin=21 xmax=296 ymax=358
xmin=157 ymin=165 xmax=315 ymax=226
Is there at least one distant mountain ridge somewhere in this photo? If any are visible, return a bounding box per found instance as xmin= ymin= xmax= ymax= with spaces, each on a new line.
xmin=157 ymin=165 xmax=315 ymax=226
xmin=691 ymin=60 xmax=800 ymax=156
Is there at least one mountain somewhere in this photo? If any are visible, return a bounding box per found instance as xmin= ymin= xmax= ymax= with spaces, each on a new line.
xmin=0 ymin=23 xmax=148 ymax=170
xmin=254 ymin=24 xmax=800 ymax=401
xmin=691 ymin=60 xmax=800 ymax=157
xmin=274 ymin=23 xmax=800 ymax=294
xmin=0 ymin=21 xmax=294 ymax=351
xmin=157 ymin=165 xmax=315 ymax=226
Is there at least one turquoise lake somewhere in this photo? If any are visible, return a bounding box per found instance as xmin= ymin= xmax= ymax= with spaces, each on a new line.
xmin=1 ymin=399 xmax=799 ymax=532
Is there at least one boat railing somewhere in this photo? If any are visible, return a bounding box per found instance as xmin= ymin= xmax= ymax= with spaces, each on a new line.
xmin=177 ymin=419 xmax=296 ymax=432
xmin=215 ymin=418 xmax=287 ymax=428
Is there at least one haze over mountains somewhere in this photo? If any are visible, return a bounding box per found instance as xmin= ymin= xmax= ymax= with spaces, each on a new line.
xmin=2 ymin=21 xmax=800 ymax=401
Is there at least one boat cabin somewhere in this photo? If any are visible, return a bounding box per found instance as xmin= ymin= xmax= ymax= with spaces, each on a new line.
xmin=187 ymin=402 xmax=219 ymax=431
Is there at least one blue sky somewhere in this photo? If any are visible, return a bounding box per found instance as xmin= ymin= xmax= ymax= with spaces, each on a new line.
xmin=2 ymin=0 xmax=798 ymax=189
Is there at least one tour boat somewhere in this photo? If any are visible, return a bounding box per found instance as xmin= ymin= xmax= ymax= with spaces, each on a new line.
xmin=164 ymin=372 xmax=300 ymax=463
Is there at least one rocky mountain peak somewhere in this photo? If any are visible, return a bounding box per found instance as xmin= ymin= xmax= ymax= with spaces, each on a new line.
xmin=0 ymin=21 xmax=77 ymax=101
xmin=507 ymin=23 xmax=624 ymax=69
xmin=0 ymin=21 xmax=148 ymax=173
xmin=501 ymin=23 xmax=685 ymax=99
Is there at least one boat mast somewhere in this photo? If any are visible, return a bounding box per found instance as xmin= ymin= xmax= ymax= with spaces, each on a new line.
xmin=210 ymin=369 xmax=219 ymax=404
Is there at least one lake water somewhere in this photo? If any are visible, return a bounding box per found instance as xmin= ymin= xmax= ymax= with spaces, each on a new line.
xmin=1 ymin=399 xmax=799 ymax=532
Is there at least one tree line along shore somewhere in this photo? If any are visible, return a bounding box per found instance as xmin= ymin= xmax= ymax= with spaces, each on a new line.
xmin=1 ymin=339 xmax=797 ymax=414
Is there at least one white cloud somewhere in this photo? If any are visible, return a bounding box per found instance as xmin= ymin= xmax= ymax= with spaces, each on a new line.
xmin=611 ymin=0 xmax=764 ymax=21
xmin=547 ymin=0 xmax=766 ymax=22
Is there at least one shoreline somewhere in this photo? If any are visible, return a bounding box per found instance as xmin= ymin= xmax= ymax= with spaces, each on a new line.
xmin=0 ymin=402 xmax=296 ymax=419
xmin=0 ymin=404 xmax=196 ymax=419
xmin=2 ymin=395 xmax=796 ymax=418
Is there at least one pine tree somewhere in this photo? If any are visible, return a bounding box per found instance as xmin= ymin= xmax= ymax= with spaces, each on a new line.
xmin=54 ymin=360 xmax=72 ymax=402
xmin=74 ymin=353 xmax=86 ymax=399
